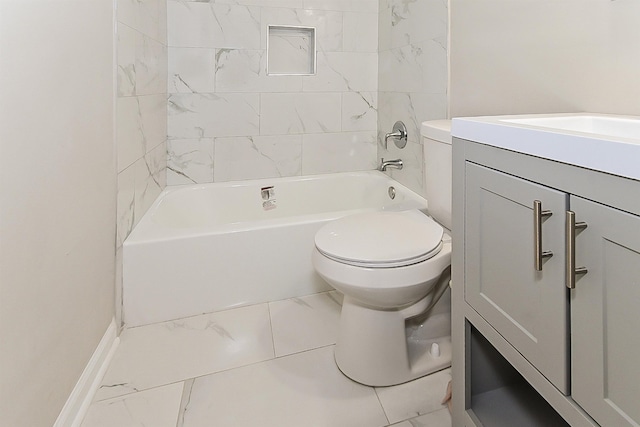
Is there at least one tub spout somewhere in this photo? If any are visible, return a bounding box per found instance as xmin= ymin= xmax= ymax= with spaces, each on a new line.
xmin=378 ymin=158 xmax=403 ymax=171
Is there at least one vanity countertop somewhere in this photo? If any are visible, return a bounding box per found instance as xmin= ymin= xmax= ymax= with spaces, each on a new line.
xmin=451 ymin=113 xmax=640 ymax=181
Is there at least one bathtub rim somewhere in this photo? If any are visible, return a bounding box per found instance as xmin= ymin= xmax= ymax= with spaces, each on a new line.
xmin=125 ymin=171 xmax=427 ymax=244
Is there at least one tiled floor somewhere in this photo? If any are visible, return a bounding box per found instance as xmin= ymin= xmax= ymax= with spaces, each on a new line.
xmin=81 ymin=291 xmax=452 ymax=427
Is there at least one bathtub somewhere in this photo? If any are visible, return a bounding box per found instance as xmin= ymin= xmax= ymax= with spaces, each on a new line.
xmin=123 ymin=171 xmax=427 ymax=327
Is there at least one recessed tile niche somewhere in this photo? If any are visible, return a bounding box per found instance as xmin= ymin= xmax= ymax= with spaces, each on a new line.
xmin=267 ymin=25 xmax=316 ymax=76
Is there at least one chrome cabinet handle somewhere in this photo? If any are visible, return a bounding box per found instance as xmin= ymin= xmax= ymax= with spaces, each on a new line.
xmin=534 ymin=200 xmax=553 ymax=271
xmin=565 ymin=211 xmax=588 ymax=289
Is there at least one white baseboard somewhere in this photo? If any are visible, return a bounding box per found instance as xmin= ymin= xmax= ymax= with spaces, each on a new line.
xmin=54 ymin=318 xmax=120 ymax=427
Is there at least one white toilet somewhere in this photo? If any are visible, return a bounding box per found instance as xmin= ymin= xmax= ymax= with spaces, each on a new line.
xmin=312 ymin=120 xmax=453 ymax=386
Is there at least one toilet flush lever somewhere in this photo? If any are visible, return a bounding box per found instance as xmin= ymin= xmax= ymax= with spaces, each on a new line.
xmin=533 ymin=200 xmax=553 ymax=271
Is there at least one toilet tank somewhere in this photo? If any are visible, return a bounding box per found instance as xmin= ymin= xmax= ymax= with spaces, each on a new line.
xmin=422 ymin=120 xmax=452 ymax=230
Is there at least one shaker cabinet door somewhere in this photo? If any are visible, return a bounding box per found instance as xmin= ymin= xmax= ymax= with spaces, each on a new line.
xmin=465 ymin=162 xmax=569 ymax=393
xmin=570 ymin=196 xmax=640 ymax=427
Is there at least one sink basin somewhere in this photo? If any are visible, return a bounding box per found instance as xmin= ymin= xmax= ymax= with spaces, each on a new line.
xmin=451 ymin=113 xmax=640 ymax=181
xmin=502 ymin=115 xmax=640 ymax=140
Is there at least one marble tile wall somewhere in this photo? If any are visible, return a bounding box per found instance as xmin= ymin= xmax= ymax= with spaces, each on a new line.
xmin=116 ymin=0 xmax=168 ymax=325
xmin=377 ymin=0 xmax=449 ymax=196
xmin=166 ymin=0 xmax=379 ymax=185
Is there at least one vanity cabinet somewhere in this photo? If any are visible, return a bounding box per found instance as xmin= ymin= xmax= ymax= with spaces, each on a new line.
xmin=452 ymin=139 xmax=640 ymax=427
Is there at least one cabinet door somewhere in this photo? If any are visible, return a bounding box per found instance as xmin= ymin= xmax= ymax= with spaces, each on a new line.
xmin=571 ymin=196 xmax=640 ymax=427
xmin=465 ymin=163 xmax=569 ymax=393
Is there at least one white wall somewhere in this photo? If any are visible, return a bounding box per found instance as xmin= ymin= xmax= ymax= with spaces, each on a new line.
xmin=377 ymin=0 xmax=449 ymax=196
xmin=0 ymin=0 xmax=116 ymax=426
xmin=450 ymin=0 xmax=640 ymax=117
xmin=166 ymin=0 xmax=379 ymax=184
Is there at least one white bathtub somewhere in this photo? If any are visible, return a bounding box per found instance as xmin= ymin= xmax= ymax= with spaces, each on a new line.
xmin=123 ymin=171 xmax=427 ymax=327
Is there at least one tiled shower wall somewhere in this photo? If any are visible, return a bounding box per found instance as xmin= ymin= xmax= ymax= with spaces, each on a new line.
xmin=377 ymin=0 xmax=448 ymax=196
xmin=166 ymin=0 xmax=379 ymax=184
xmin=116 ymin=0 xmax=168 ymax=325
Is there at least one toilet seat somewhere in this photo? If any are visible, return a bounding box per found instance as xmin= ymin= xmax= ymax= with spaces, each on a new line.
xmin=315 ymin=210 xmax=444 ymax=268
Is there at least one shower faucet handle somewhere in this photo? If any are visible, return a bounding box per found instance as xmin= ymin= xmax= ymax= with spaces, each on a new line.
xmin=384 ymin=121 xmax=408 ymax=149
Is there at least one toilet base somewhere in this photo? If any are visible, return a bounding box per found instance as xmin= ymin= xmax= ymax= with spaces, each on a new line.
xmin=334 ymin=293 xmax=452 ymax=387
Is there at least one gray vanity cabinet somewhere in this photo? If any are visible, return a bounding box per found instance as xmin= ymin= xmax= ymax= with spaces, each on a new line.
xmin=464 ymin=162 xmax=569 ymax=394
xmin=570 ymin=196 xmax=640 ymax=427
xmin=453 ymin=138 xmax=640 ymax=427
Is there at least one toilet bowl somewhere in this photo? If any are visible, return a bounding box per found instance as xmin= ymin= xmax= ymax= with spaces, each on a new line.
xmin=312 ymin=120 xmax=453 ymax=386
xmin=313 ymin=209 xmax=452 ymax=386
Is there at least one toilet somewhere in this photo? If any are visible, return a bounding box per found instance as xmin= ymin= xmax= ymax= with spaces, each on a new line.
xmin=312 ymin=120 xmax=453 ymax=386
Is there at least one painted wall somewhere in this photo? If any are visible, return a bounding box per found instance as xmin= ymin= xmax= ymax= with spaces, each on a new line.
xmin=115 ymin=0 xmax=168 ymax=325
xmin=450 ymin=0 xmax=640 ymax=117
xmin=166 ymin=0 xmax=379 ymax=184
xmin=377 ymin=0 xmax=449 ymax=196
xmin=0 ymin=1 xmax=116 ymax=425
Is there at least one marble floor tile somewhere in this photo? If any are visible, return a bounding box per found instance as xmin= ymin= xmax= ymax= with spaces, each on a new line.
xmin=269 ymin=291 xmax=343 ymax=357
xmin=387 ymin=408 xmax=452 ymax=427
xmin=180 ymin=346 xmax=389 ymax=427
xmin=375 ymin=368 xmax=451 ymax=424
xmin=94 ymin=304 xmax=274 ymax=401
xmin=81 ymin=382 xmax=184 ymax=427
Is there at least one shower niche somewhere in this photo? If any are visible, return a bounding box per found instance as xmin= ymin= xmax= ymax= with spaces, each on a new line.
xmin=267 ymin=25 xmax=316 ymax=76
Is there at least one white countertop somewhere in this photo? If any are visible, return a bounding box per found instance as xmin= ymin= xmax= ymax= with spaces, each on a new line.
xmin=451 ymin=113 xmax=640 ymax=181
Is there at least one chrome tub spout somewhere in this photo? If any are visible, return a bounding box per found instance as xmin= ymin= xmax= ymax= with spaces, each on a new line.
xmin=378 ymin=158 xmax=403 ymax=171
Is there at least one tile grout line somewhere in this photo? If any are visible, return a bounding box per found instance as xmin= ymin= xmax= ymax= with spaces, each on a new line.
xmin=93 ymin=378 xmax=189 ymax=404
xmin=373 ymin=387 xmax=391 ymax=427
xmin=182 ymin=344 xmax=338 ymax=384
xmin=175 ymin=379 xmax=194 ymax=427
xmin=274 ymin=343 xmax=336 ymax=360
xmin=266 ymin=301 xmax=277 ymax=359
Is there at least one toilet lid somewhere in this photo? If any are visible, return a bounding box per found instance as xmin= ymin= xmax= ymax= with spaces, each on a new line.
xmin=315 ymin=210 xmax=444 ymax=268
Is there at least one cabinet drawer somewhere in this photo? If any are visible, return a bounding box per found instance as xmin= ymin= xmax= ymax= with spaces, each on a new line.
xmin=464 ymin=162 xmax=569 ymax=394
